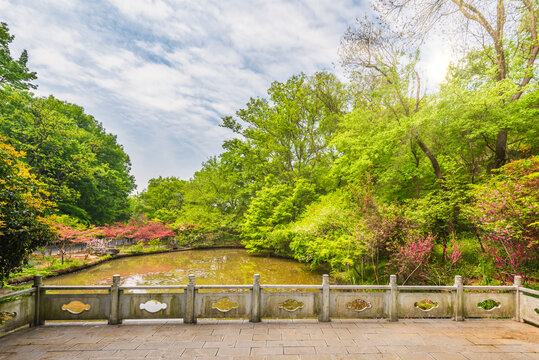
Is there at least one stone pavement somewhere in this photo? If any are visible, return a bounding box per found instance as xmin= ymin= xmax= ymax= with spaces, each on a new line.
xmin=0 ymin=319 xmax=537 ymax=360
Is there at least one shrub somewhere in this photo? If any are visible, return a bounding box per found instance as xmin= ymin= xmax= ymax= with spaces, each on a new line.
xmin=466 ymin=157 xmax=538 ymax=282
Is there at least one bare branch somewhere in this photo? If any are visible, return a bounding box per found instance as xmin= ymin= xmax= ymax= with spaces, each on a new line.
xmin=512 ymin=0 xmax=539 ymax=101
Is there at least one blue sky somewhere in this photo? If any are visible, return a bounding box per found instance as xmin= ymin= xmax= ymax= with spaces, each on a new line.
xmin=1 ymin=0 xmax=450 ymax=190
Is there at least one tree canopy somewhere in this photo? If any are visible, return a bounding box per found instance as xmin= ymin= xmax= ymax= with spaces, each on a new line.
xmin=0 ymin=137 xmax=56 ymax=282
xmin=0 ymin=87 xmax=136 ymax=224
xmin=135 ymin=11 xmax=537 ymax=284
xmin=1 ymin=8 xmax=537 ymax=286
xmin=0 ymin=22 xmax=37 ymax=90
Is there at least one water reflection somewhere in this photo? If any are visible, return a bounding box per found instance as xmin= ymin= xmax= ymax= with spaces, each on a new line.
xmin=44 ymin=249 xmax=324 ymax=286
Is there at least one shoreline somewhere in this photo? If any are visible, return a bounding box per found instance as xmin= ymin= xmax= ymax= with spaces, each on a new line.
xmin=7 ymin=245 xmax=244 ymax=286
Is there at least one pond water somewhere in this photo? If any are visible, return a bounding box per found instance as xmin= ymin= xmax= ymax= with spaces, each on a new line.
xmin=44 ymin=249 xmax=325 ymax=286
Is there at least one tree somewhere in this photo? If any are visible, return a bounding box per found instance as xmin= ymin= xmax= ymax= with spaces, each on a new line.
xmin=241 ymin=178 xmax=316 ymax=255
xmin=221 ymin=72 xmax=347 ymax=189
xmin=0 ymin=88 xmax=136 ymax=224
xmin=177 ymin=157 xmax=244 ymax=240
xmin=0 ymin=22 xmax=37 ymax=90
xmin=371 ymin=0 xmax=539 ymax=167
xmin=0 ymin=136 xmax=56 ymax=282
xmin=466 ymin=156 xmax=539 ymax=281
xmin=133 ymin=176 xmax=185 ymax=223
xmin=341 ymin=17 xmax=444 ymax=185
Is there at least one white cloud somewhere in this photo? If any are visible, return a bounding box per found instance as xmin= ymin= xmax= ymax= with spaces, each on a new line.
xmin=3 ymin=0 xmax=421 ymax=189
xmin=109 ymin=0 xmax=173 ymax=21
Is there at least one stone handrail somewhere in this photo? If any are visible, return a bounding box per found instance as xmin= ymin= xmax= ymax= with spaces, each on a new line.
xmin=0 ymin=287 xmax=35 ymax=301
xmin=519 ymin=287 xmax=539 ymax=296
xmin=1 ymin=274 xmax=538 ymax=336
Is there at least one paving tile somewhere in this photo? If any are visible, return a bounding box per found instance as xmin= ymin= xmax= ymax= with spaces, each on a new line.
xmin=194 ymin=334 xmax=224 ymax=342
xmin=181 ymin=347 xmax=219 ymax=357
xmin=430 ymin=354 xmax=470 ymax=360
xmin=376 ymin=345 xmax=410 ymax=353
xmin=69 ymin=342 xmax=109 ymax=351
xmin=283 ymin=346 xmax=316 ymax=355
xmin=250 ymin=346 xmax=284 ymax=356
xmin=346 ymin=345 xmax=380 ymax=354
xmin=203 ymin=339 xmax=237 ymax=348
xmin=235 ymin=340 xmax=266 ymax=347
xmin=172 ymin=340 xmax=205 ymax=348
xmin=39 ymin=351 xmax=84 ymax=359
xmin=0 ymin=320 xmax=537 ymax=359
xmin=460 ymin=353 xmax=534 ymax=360
xmin=102 ymin=341 xmax=139 ymax=350
xmin=398 ymin=353 xmax=435 ymax=360
xmin=115 ymin=349 xmax=151 ymax=357
xmin=145 ymin=348 xmax=185 ymax=358
xmin=252 ymin=333 xmax=282 ymax=341
xmin=295 ymin=340 xmax=326 ymax=347
xmin=315 ymin=345 xmax=348 ymax=354
xmin=215 ymin=346 xmax=250 ymax=356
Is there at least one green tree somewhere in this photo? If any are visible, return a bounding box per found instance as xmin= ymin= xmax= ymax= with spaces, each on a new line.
xmin=241 ymin=178 xmax=316 ymax=255
xmin=371 ymin=0 xmax=539 ymax=168
xmin=0 ymin=87 xmax=135 ymax=224
xmin=0 ymin=136 xmax=56 ymax=282
xmin=133 ymin=176 xmax=186 ymax=223
xmin=0 ymin=22 xmax=37 ymax=90
xmin=221 ymin=72 xmax=347 ymax=189
xmin=178 ymin=157 xmax=244 ymax=240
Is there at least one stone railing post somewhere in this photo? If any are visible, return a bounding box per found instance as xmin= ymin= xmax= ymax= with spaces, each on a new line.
xmin=109 ymin=274 xmax=121 ymax=325
xmin=514 ymin=275 xmax=522 ymax=322
xmin=185 ymin=274 xmax=196 ymax=324
xmin=250 ymin=274 xmax=261 ymax=322
xmin=32 ymin=275 xmax=43 ymax=326
xmin=320 ymin=274 xmax=330 ymax=322
xmin=389 ymin=275 xmax=398 ymax=321
xmin=454 ymin=275 xmax=464 ymax=321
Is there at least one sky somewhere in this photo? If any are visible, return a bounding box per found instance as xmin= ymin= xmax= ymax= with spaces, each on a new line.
xmin=1 ymin=0 xmax=451 ymax=191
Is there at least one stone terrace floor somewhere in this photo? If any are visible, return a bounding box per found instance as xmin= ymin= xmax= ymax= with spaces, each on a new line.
xmin=0 ymin=319 xmax=537 ymax=360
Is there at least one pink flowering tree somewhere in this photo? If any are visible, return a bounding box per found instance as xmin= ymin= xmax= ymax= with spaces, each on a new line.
xmin=388 ymin=234 xmax=436 ymax=284
xmin=467 ymin=157 xmax=538 ymax=282
xmin=388 ymin=234 xmax=463 ymax=285
xmin=53 ymin=216 xmax=177 ymax=252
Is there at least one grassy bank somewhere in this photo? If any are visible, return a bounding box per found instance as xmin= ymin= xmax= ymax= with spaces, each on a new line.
xmin=5 ymin=239 xmax=243 ymax=286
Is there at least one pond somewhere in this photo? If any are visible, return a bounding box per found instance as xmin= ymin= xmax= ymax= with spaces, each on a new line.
xmin=44 ymin=248 xmax=325 ymax=286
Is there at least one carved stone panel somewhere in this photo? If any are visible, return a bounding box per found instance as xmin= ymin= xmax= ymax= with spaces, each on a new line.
xmin=278 ymin=299 xmax=304 ymax=312
xmin=477 ymin=299 xmax=501 ymax=311
xmin=0 ymin=311 xmax=16 ymax=325
xmin=61 ymin=301 xmax=91 ymax=314
xmin=414 ymin=299 xmax=439 ymax=312
xmin=211 ymin=298 xmax=238 ymax=312
xmin=140 ymin=300 xmax=167 ymax=313
xmin=346 ymin=299 xmax=372 ymax=312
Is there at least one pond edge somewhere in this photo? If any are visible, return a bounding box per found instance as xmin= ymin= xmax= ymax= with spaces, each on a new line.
xmin=8 ymin=245 xmax=244 ymax=286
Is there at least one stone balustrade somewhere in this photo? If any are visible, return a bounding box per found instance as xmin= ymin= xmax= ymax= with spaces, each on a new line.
xmin=1 ymin=274 xmax=538 ymax=336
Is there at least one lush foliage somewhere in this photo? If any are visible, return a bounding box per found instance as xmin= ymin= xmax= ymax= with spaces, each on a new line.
xmin=0 ymin=23 xmax=138 ymax=281
xmin=53 ymin=216 xmax=175 ymax=244
xmin=132 ymin=176 xmax=185 ymax=223
xmin=0 ymin=88 xmax=136 ymax=224
xmin=135 ymin=47 xmax=537 ymax=284
xmin=0 ymin=23 xmax=135 ymax=226
xmin=128 ymin=2 xmax=539 ymax=285
xmin=466 ymin=157 xmax=538 ymax=281
xmin=0 ymin=22 xmax=36 ymax=90
xmin=0 ymin=137 xmax=56 ymax=282
xmin=3 ymin=0 xmax=538 ymax=287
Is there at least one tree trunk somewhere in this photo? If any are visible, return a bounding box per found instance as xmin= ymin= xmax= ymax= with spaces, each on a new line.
xmin=495 ymin=128 xmax=508 ymax=167
xmin=415 ymin=135 xmax=444 ymax=181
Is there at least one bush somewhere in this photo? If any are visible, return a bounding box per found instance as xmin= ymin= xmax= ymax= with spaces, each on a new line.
xmin=466 ymin=157 xmax=538 ymax=282
xmin=125 ymin=241 xmax=144 ymax=254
